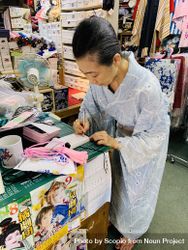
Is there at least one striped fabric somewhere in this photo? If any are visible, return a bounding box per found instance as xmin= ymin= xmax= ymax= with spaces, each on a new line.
xmin=150 ymin=0 xmax=171 ymax=56
xmin=170 ymin=0 xmax=181 ymax=34
xmin=129 ymin=0 xmax=147 ymax=46
xmin=156 ymin=0 xmax=171 ymax=41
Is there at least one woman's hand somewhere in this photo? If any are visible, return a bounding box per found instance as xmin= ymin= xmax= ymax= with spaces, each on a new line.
xmin=90 ymin=131 xmax=121 ymax=149
xmin=73 ymin=118 xmax=90 ymax=135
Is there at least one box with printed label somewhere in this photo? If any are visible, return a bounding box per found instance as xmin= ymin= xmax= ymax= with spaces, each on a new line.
xmin=62 ymin=29 xmax=75 ymax=44
xmin=61 ymin=9 xmax=105 ymax=27
xmin=63 ymin=45 xmax=75 ymax=60
xmin=62 ymin=0 xmax=103 ymax=11
xmin=64 ymin=60 xmax=85 ymax=77
xmin=64 ymin=74 xmax=89 ymax=92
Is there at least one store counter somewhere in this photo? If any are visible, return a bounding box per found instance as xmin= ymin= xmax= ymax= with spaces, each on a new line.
xmin=0 ymin=121 xmax=111 ymax=250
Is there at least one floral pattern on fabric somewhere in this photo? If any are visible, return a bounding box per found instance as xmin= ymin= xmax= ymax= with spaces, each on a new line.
xmin=145 ymin=58 xmax=180 ymax=110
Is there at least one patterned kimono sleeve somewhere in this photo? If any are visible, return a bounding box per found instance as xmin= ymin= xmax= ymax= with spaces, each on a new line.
xmin=117 ymin=83 xmax=170 ymax=173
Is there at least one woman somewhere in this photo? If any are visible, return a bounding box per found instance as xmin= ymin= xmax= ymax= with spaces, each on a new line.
xmin=72 ymin=16 xmax=170 ymax=250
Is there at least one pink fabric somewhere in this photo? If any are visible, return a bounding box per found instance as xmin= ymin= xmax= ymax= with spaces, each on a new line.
xmin=24 ymin=143 xmax=88 ymax=165
xmin=35 ymin=7 xmax=47 ymax=21
xmin=173 ymin=0 xmax=188 ymax=47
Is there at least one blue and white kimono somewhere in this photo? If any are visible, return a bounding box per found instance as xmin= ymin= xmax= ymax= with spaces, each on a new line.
xmin=78 ymin=52 xmax=170 ymax=240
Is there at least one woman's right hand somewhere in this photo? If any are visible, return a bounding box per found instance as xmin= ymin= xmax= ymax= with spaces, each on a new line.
xmin=73 ymin=118 xmax=90 ymax=135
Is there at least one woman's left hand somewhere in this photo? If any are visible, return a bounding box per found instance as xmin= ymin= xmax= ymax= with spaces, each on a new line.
xmin=90 ymin=131 xmax=120 ymax=149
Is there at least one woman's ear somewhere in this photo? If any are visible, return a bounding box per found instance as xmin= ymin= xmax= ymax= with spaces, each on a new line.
xmin=113 ymin=53 xmax=121 ymax=66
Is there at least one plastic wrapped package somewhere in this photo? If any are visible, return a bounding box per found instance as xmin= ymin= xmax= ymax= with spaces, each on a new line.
xmin=0 ymin=88 xmax=42 ymax=119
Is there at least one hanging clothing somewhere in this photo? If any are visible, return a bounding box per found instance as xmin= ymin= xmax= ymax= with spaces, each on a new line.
xmin=170 ymin=0 xmax=181 ymax=35
xmin=150 ymin=0 xmax=171 ymax=56
xmin=173 ymin=0 xmax=188 ymax=47
xmin=129 ymin=0 xmax=147 ymax=47
xmin=138 ymin=0 xmax=160 ymax=57
xmin=78 ymin=52 xmax=170 ymax=239
xmin=170 ymin=0 xmax=175 ymax=13
xmin=145 ymin=58 xmax=181 ymax=111
xmin=132 ymin=0 xmax=140 ymax=20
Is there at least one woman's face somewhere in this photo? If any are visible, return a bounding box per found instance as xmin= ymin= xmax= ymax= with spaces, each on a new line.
xmin=76 ymin=53 xmax=121 ymax=86
xmin=5 ymin=230 xmax=22 ymax=249
xmin=41 ymin=210 xmax=53 ymax=229
xmin=52 ymin=186 xmax=67 ymax=205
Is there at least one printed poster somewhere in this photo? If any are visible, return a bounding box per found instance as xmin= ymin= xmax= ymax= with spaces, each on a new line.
xmin=0 ymin=194 xmax=34 ymax=250
xmin=30 ymin=175 xmax=84 ymax=249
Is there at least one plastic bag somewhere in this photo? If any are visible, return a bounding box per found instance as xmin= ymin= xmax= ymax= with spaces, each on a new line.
xmin=0 ymin=88 xmax=41 ymax=119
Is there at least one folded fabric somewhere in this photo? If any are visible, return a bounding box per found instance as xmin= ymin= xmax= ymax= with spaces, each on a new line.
xmin=15 ymin=157 xmax=76 ymax=175
xmin=24 ymin=141 xmax=88 ymax=165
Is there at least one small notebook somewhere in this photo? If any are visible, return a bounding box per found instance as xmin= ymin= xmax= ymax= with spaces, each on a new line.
xmin=60 ymin=133 xmax=90 ymax=149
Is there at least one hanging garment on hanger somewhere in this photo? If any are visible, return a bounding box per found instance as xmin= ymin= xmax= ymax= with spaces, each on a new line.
xmin=170 ymin=0 xmax=181 ymax=35
xmin=150 ymin=0 xmax=171 ymax=56
xmin=145 ymin=58 xmax=181 ymax=111
xmin=129 ymin=0 xmax=147 ymax=47
xmin=138 ymin=0 xmax=160 ymax=57
xmin=170 ymin=0 xmax=175 ymax=13
xmin=102 ymin=0 xmax=114 ymax=11
xmin=173 ymin=0 xmax=188 ymax=47
xmin=132 ymin=0 xmax=140 ymax=20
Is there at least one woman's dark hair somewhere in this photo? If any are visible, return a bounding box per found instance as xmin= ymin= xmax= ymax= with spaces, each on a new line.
xmin=72 ymin=16 xmax=121 ymax=66
xmin=0 ymin=218 xmax=22 ymax=245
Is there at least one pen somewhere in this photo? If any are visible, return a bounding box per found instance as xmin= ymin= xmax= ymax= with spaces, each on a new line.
xmin=82 ymin=110 xmax=85 ymax=125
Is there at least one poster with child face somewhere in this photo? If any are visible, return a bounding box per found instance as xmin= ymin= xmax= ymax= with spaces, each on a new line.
xmin=0 ymin=195 xmax=34 ymax=250
xmin=30 ymin=175 xmax=84 ymax=249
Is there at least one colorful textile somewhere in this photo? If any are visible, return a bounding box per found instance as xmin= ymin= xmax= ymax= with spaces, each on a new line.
xmin=173 ymin=0 xmax=188 ymax=47
xmin=129 ymin=0 xmax=147 ymax=47
xmin=145 ymin=58 xmax=181 ymax=111
xmin=132 ymin=0 xmax=140 ymax=20
xmin=170 ymin=0 xmax=181 ymax=34
xmin=24 ymin=142 xmax=88 ymax=165
xmin=150 ymin=0 xmax=171 ymax=56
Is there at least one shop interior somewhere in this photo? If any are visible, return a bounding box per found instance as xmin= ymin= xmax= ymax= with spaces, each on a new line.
xmin=0 ymin=0 xmax=187 ymax=249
